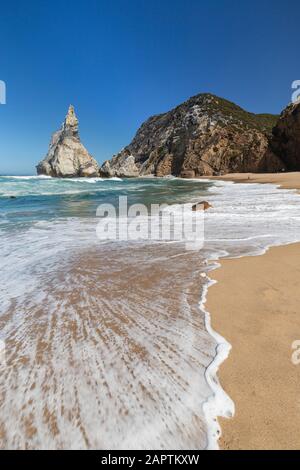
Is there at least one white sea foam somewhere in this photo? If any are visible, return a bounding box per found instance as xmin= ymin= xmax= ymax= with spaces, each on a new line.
xmin=1 ymin=174 xmax=53 ymax=179
xmin=63 ymin=177 xmax=104 ymax=183
xmin=0 ymin=175 xmax=123 ymax=182
xmin=0 ymin=189 xmax=104 ymax=198
xmin=59 ymin=176 xmax=123 ymax=183
xmin=200 ymin=268 xmax=234 ymax=450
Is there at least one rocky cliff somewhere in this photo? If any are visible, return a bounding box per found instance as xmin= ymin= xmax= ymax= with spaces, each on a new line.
xmin=37 ymin=105 xmax=100 ymax=177
xmin=270 ymin=100 xmax=300 ymax=170
xmin=101 ymin=93 xmax=285 ymax=177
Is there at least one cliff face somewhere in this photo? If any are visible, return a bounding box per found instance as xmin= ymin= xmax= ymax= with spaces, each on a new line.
xmin=37 ymin=105 xmax=99 ymax=178
xmin=270 ymin=100 xmax=300 ymax=170
xmin=101 ymin=93 xmax=284 ymax=177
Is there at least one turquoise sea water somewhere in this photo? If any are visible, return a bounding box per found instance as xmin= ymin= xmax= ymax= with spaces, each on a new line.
xmin=0 ymin=175 xmax=212 ymax=228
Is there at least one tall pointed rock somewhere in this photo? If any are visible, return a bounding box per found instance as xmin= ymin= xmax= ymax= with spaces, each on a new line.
xmin=37 ymin=105 xmax=99 ymax=177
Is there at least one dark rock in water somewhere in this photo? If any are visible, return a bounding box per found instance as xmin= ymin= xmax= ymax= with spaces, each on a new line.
xmin=36 ymin=105 xmax=100 ymax=178
xmin=192 ymin=201 xmax=212 ymax=211
xmin=9 ymin=196 xmax=17 ymax=199
xmin=270 ymin=100 xmax=300 ymax=171
xmin=101 ymin=93 xmax=284 ymax=177
xmin=181 ymin=170 xmax=196 ymax=178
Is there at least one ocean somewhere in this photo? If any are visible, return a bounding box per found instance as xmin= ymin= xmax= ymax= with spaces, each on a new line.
xmin=1 ymin=175 xmax=300 ymax=449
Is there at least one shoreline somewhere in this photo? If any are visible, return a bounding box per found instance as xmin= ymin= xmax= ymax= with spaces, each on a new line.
xmin=201 ymin=271 xmax=234 ymax=450
xmin=205 ymin=171 xmax=300 ymax=192
xmin=205 ymin=172 xmax=300 ymax=449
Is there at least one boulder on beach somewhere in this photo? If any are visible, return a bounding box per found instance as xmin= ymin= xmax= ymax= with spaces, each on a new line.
xmin=192 ymin=201 xmax=212 ymax=211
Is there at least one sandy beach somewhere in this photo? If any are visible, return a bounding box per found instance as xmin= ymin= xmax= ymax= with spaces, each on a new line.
xmin=206 ymin=172 xmax=300 ymax=449
xmin=211 ymin=171 xmax=300 ymax=191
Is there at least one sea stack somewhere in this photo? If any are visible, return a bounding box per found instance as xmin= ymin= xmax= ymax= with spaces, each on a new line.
xmin=36 ymin=105 xmax=100 ymax=177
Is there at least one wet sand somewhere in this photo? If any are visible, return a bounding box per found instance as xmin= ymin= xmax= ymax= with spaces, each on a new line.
xmin=206 ymin=172 xmax=300 ymax=449
xmin=0 ymin=242 xmax=215 ymax=449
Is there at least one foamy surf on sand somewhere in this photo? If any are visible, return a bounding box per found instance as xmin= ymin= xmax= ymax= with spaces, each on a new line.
xmin=1 ymin=176 xmax=300 ymax=449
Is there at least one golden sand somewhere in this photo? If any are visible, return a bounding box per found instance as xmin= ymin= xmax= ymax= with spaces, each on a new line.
xmin=206 ymin=172 xmax=300 ymax=449
xmin=211 ymin=171 xmax=300 ymax=191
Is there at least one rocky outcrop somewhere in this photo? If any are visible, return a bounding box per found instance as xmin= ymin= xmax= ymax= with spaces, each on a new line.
xmin=270 ymin=100 xmax=300 ymax=170
xmin=37 ymin=105 xmax=100 ymax=177
xmin=101 ymin=155 xmax=139 ymax=177
xmin=101 ymin=93 xmax=285 ymax=178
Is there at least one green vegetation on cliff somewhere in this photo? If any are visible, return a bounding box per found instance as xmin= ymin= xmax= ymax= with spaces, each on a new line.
xmin=189 ymin=94 xmax=278 ymax=134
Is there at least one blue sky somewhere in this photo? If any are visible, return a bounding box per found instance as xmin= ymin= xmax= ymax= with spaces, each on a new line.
xmin=0 ymin=0 xmax=299 ymax=174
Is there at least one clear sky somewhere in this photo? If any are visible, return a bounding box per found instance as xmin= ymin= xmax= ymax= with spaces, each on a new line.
xmin=0 ymin=0 xmax=299 ymax=174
